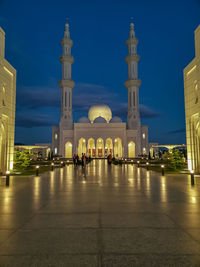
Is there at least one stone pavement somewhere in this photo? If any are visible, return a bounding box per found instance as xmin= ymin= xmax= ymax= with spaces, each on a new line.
xmin=0 ymin=160 xmax=200 ymax=266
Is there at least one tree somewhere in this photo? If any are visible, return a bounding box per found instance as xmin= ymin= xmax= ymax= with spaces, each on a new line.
xmin=14 ymin=151 xmax=31 ymax=169
xmin=165 ymin=149 xmax=185 ymax=170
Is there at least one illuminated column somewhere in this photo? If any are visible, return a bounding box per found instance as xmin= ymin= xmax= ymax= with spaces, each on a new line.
xmin=59 ymin=21 xmax=75 ymax=129
xmin=125 ymin=21 xmax=141 ymax=129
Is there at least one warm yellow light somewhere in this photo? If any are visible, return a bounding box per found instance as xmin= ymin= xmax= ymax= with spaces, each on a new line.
xmin=161 ymin=165 xmax=164 ymax=168
xmin=191 ymin=170 xmax=194 ymax=174
xmin=192 ymin=197 xmax=196 ymax=203
xmin=137 ymin=161 xmax=140 ymax=163
xmin=6 ymin=171 xmax=10 ymax=175
xmin=61 ymin=161 xmax=63 ymax=164
xmin=51 ymin=163 xmax=54 ymax=166
xmin=36 ymin=165 xmax=39 ymax=169
xmin=3 ymin=66 xmax=13 ymax=76
xmin=187 ymin=65 xmax=196 ymax=76
xmin=146 ymin=162 xmax=149 ymax=165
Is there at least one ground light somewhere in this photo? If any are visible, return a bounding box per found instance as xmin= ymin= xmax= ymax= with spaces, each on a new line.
xmin=51 ymin=162 xmax=54 ymax=171
xmin=146 ymin=162 xmax=149 ymax=171
xmin=161 ymin=164 xmax=165 ymax=176
xmin=36 ymin=165 xmax=39 ymax=176
xmin=190 ymin=170 xmax=195 ymax=185
xmin=6 ymin=171 xmax=10 ymax=187
xmin=137 ymin=161 xmax=140 ymax=167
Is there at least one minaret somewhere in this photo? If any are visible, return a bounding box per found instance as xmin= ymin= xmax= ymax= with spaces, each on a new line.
xmin=124 ymin=20 xmax=141 ymax=129
xmin=59 ymin=21 xmax=75 ymax=129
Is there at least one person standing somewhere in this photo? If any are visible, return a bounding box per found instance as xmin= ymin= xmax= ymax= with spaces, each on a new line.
xmin=83 ymin=153 xmax=86 ymax=168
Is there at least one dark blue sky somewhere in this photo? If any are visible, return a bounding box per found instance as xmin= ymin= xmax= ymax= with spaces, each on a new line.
xmin=1 ymin=0 xmax=200 ymax=145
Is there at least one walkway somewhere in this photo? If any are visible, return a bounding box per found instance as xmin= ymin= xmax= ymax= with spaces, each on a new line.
xmin=0 ymin=160 xmax=200 ymax=266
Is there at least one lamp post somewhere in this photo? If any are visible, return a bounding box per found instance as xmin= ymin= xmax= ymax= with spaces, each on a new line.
xmin=161 ymin=164 xmax=165 ymax=176
xmin=146 ymin=162 xmax=149 ymax=171
xmin=137 ymin=160 xmax=140 ymax=168
xmin=51 ymin=162 xmax=54 ymax=171
xmin=61 ymin=161 xmax=63 ymax=167
xmin=191 ymin=170 xmax=195 ymax=185
xmin=36 ymin=165 xmax=39 ymax=176
xmin=6 ymin=171 xmax=10 ymax=187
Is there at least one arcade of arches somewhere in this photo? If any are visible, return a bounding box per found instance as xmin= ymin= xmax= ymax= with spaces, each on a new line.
xmin=64 ymin=138 xmax=136 ymax=158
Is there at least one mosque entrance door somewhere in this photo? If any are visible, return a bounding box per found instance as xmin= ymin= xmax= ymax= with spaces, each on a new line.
xmin=92 ymin=149 xmax=96 ymax=157
xmin=98 ymin=148 xmax=102 ymax=157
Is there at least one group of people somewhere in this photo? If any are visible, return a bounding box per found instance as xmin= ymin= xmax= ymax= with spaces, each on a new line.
xmin=73 ymin=153 xmax=87 ymax=168
xmin=73 ymin=153 xmax=113 ymax=166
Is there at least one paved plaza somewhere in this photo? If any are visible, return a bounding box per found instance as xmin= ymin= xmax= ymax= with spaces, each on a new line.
xmin=0 ymin=160 xmax=200 ymax=266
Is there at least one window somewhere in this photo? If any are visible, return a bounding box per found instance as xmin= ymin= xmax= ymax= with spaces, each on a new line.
xmin=143 ymin=133 xmax=145 ymax=139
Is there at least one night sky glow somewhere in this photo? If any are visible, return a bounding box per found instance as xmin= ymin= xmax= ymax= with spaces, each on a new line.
xmin=0 ymin=0 xmax=200 ymax=145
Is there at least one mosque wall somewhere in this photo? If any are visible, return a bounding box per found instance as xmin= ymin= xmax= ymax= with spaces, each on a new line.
xmin=0 ymin=27 xmax=16 ymax=174
xmin=184 ymin=25 xmax=200 ymax=172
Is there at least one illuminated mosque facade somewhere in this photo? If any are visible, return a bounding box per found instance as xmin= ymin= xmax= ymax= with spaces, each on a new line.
xmin=52 ymin=22 xmax=152 ymax=158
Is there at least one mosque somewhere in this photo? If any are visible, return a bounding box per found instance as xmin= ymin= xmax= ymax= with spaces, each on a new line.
xmin=52 ymin=21 xmax=152 ymax=159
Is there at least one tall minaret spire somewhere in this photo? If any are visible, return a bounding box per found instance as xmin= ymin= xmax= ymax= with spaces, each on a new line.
xmin=59 ymin=20 xmax=75 ymax=129
xmin=125 ymin=20 xmax=141 ymax=129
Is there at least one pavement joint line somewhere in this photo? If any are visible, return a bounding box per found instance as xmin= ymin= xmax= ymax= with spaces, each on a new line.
xmin=0 ymin=252 xmax=200 ymax=256
xmin=0 ymin=200 xmax=54 ymax=249
xmin=164 ymin=212 xmax=200 ymax=245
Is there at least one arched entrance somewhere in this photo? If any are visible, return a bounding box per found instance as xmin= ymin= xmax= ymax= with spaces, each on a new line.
xmin=87 ymin=138 xmax=95 ymax=158
xmin=105 ymin=138 xmax=113 ymax=157
xmin=78 ymin=138 xmax=86 ymax=157
xmin=114 ymin=138 xmax=122 ymax=158
xmin=65 ymin=142 xmax=72 ymax=158
xmin=128 ymin=141 xmax=135 ymax=158
xmin=96 ymin=138 xmax=104 ymax=158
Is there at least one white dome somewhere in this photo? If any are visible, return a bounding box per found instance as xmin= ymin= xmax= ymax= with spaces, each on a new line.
xmin=110 ymin=116 xmax=122 ymax=123
xmin=93 ymin=116 xmax=107 ymax=123
xmin=88 ymin=105 xmax=112 ymax=123
xmin=78 ymin=117 xmax=90 ymax=123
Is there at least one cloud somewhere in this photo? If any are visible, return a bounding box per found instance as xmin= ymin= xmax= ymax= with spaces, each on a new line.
xmin=16 ymin=82 xmax=160 ymax=127
xmin=16 ymin=113 xmax=57 ymax=128
xmin=17 ymin=86 xmax=60 ymax=109
xmin=166 ymin=128 xmax=186 ymax=134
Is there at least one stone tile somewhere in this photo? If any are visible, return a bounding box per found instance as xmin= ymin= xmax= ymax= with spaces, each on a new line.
xmin=0 ymin=229 xmax=98 ymax=255
xmin=167 ymin=213 xmax=200 ymax=228
xmin=185 ymin=229 xmax=200 ymax=242
xmin=0 ymin=230 xmax=14 ymax=245
xmin=0 ymin=254 xmax=98 ymax=267
xmin=101 ymin=213 xmax=176 ymax=228
xmin=39 ymin=202 xmax=100 ymax=213
xmin=23 ymin=213 xmax=99 ymax=229
xmin=102 ymin=254 xmax=200 ymax=267
xmin=0 ymin=214 xmax=33 ymax=229
xmin=102 ymin=229 xmax=200 ymax=254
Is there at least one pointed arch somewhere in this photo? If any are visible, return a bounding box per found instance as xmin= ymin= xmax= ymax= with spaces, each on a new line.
xmin=78 ymin=138 xmax=86 ymax=157
xmin=96 ymin=138 xmax=104 ymax=158
xmin=114 ymin=138 xmax=122 ymax=158
xmin=128 ymin=141 xmax=135 ymax=158
xmin=87 ymin=138 xmax=95 ymax=158
xmin=65 ymin=142 xmax=72 ymax=158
